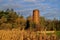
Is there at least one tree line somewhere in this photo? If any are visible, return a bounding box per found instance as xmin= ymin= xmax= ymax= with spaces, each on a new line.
xmin=0 ymin=9 xmax=60 ymax=31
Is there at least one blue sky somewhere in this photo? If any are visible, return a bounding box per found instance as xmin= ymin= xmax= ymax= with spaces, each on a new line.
xmin=0 ymin=0 xmax=60 ymax=19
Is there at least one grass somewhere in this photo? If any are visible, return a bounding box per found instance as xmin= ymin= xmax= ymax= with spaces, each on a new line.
xmin=0 ymin=29 xmax=58 ymax=40
xmin=56 ymin=31 xmax=60 ymax=38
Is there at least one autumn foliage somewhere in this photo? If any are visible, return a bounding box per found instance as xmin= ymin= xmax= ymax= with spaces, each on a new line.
xmin=0 ymin=9 xmax=59 ymax=40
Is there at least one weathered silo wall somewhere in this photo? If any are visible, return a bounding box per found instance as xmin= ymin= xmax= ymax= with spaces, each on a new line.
xmin=33 ymin=9 xmax=40 ymax=31
xmin=33 ymin=9 xmax=40 ymax=24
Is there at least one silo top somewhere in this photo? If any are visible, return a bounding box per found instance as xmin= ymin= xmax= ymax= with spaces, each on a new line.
xmin=33 ymin=9 xmax=39 ymax=12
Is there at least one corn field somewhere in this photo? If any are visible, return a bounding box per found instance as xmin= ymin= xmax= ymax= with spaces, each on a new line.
xmin=0 ymin=29 xmax=57 ymax=40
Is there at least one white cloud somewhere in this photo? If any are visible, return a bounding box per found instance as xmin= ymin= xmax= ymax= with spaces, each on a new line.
xmin=9 ymin=0 xmax=13 ymax=2
xmin=16 ymin=8 xmax=33 ymax=12
xmin=23 ymin=0 xmax=46 ymax=2
xmin=43 ymin=7 xmax=60 ymax=18
xmin=0 ymin=3 xmax=23 ymax=10
xmin=24 ymin=0 xmax=36 ymax=2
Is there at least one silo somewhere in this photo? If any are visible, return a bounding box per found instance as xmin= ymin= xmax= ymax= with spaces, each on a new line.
xmin=33 ymin=9 xmax=40 ymax=31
